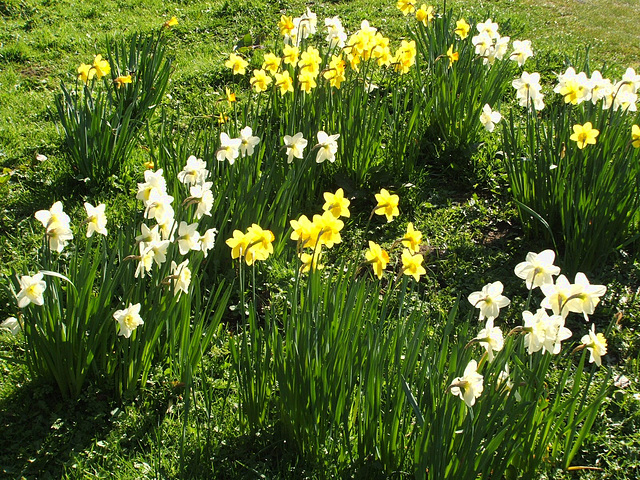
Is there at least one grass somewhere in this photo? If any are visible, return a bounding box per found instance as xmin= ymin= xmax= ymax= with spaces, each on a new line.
xmin=1 ymin=0 xmax=640 ymax=478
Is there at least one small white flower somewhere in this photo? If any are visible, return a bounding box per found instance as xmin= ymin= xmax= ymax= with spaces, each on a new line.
xmin=450 ymin=359 xmax=484 ymax=407
xmin=216 ymin=132 xmax=242 ymax=164
xmin=315 ymin=131 xmax=340 ymax=163
xmin=467 ymin=281 xmax=510 ymax=321
xmin=479 ymin=104 xmax=502 ymax=133
xmin=113 ymin=303 xmax=144 ymax=338
xmin=177 ymin=156 xmax=209 ymax=185
xmin=239 ymin=126 xmax=261 ymax=157
xmin=283 ymin=132 xmax=308 ymax=163
xmin=84 ymin=202 xmax=108 ymax=237
xmin=171 ymin=260 xmax=192 ymax=298
xmin=16 ymin=272 xmax=47 ymax=308
xmin=1 ymin=317 xmax=20 ymax=335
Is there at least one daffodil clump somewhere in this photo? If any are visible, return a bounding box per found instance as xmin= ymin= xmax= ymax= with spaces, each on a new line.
xmin=458 ymin=248 xmax=608 ymax=408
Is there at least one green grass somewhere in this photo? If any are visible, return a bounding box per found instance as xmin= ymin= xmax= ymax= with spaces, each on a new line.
xmin=1 ymin=0 xmax=640 ymax=478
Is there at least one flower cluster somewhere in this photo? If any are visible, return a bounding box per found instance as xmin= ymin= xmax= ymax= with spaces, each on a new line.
xmin=457 ymin=249 xmax=608 ymax=408
xmin=216 ymin=127 xmax=261 ymax=165
xmin=226 ymin=224 xmax=275 ymax=266
xmin=77 ymin=54 xmax=111 ymax=84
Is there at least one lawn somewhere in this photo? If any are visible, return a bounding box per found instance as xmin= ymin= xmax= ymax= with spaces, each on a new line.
xmin=1 ymin=0 xmax=640 ymax=478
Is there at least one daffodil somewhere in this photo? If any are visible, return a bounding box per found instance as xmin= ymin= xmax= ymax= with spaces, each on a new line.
xmin=475 ymin=318 xmax=504 ymax=362
xmin=467 ymin=281 xmax=510 ymax=321
xmin=226 ymin=230 xmax=249 ymax=261
xmin=522 ymin=308 xmax=571 ymax=355
xmin=113 ymin=303 xmax=144 ymax=339
xmin=450 ymin=359 xmax=484 ymax=407
xmin=476 ymin=18 xmax=499 ymax=39
xmin=570 ymin=122 xmax=599 ymax=149
xmin=299 ymin=250 xmax=323 ymax=273
xmin=171 ymin=260 xmax=191 ymax=298
xmin=290 ymin=214 xmax=316 ymax=248
xmin=278 ymin=15 xmax=295 ymax=38
xmin=415 ymin=4 xmax=434 ymax=26
xmin=315 ymin=131 xmax=340 ymax=164
xmin=633 ymin=125 xmax=640 ymax=148
xmin=365 ymin=241 xmax=390 ymax=279
xmin=454 ymin=19 xmax=470 ymax=40
xmin=374 ymin=188 xmax=400 ymax=222
xmin=216 ymin=132 xmax=241 ymax=164
xmin=136 ymin=168 xmax=167 ymax=204
xmin=284 ymin=132 xmax=308 ymax=163
xmin=225 ymin=53 xmax=249 ymax=76
xmin=143 ymin=189 xmax=175 ymax=225
xmin=446 ymin=45 xmax=459 ymax=67
xmin=479 ymin=104 xmax=502 ymax=133
xmin=313 ymin=211 xmax=343 ymax=249
xmin=178 ymin=155 xmax=208 ymax=185
xmin=163 ymin=16 xmax=178 ymax=28
xmin=77 ymin=63 xmax=95 ymax=83
xmin=35 ymin=201 xmax=73 ymax=253
xmin=176 ymin=221 xmax=201 ymax=255
xmin=514 ymin=249 xmax=561 ymax=289
xmin=250 ymin=69 xmax=272 ymax=93
xmin=325 ymin=16 xmax=347 ymax=48
xmin=323 ymin=55 xmax=346 ymax=89
xmin=512 ymin=71 xmax=545 ymax=110
xmin=245 ymin=224 xmax=275 ymax=263
xmin=225 ymin=86 xmax=236 ymax=105
xmin=262 ymin=52 xmax=281 ymax=73
xmin=84 ymin=202 xmax=108 ymax=237
xmin=553 ymin=67 xmax=592 ymax=105
xmin=401 ymin=222 xmax=422 ymax=254
xmin=322 ymin=188 xmax=350 ymax=218
xmin=581 ymin=324 xmax=607 ymax=367
xmin=282 ymin=45 xmax=299 ymax=66
xmin=200 ymin=228 xmax=217 ymax=258
xmin=92 ymin=54 xmax=111 ymax=79
xmin=393 ymin=40 xmax=416 ymax=74
xmin=510 ymin=39 xmax=533 ymax=66
xmin=590 ymin=71 xmax=614 ymax=107
xmin=298 ymin=71 xmax=317 ymax=93
xmin=239 ymin=126 xmax=261 ymax=157
xmin=188 ymin=182 xmax=214 ymax=219
xmin=401 ymin=249 xmax=426 ymax=281
xmin=114 ymin=75 xmax=132 ymax=88
xmin=397 ymin=0 xmax=416 ymax=15
xmin=0 ymin=317 xmax=20 ymax=335
xmin=16 ymin=272 xmax=46 ymax=308
xmin=274 ymin=71 xmax=294 ymax=95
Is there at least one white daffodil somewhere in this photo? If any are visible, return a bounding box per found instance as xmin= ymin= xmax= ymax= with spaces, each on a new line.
xmin=514 ymin=249 xmax=561 ymax=290
xmin=512 ymin=71 xmax=545 ymax=110
xmin=16 ymin=272 xmax=47 ymax=307
xmin=144 ymin=189 xmax=175 ymax=225
xmin=450 ymin=359 xmax=484 ymax=407
xmin=581 ymin=324 xmax=607 ymax=367
xmin=325 ymin=16 xmax=347 ymax=48
xmin=135 ymin=243 xmax=155 ymax=278
xmin=35 ymin=201 xmax=73 ymax=252
xmin=1 ymin=316 xmax=20 ymax=335
xmin=476 ymin=18 xmax=499 ymax=39
xmin=522 ymin=308 xmax=572 ymax=355
xmin=200 ymin=228 xmax=217 ymax=257
xmin=480 ymin=104 xmax=502 ymax=133
xmin=510 ymin=39 xmax=533 ymax=67
xmin=239 ymin=126 xmax=261 ymax=157
xmin=315 ymin=131 xmax=340 ymax=163
xmin=590 ymin=71 xmax=614 ymax=107
xmin=216 ymin=132 xmax=242 ymax=164
xmin=135 ymin=223 xmax=161 ymax=245
xmin=284 ymin=132 xmax=308 ymax=163
xmin=177 ymin=155 xmax=209 ymax=185
xmin=113 ymin=303 xmax=144 ymax=338
xmin=176 ymin=221 xmax=201 ymax=255
xmin=136 ymin=169 xmax=167 ymax=204
xmin=171 ymin=260 xmax=192 ymax=298
xmin=467 ymin=281 xmax=510 ymax=321
xmin=189 ymin=182 xmax=214 ymax=219
xmin=84 ymin=202 xmax=108 ymax=237
xmin=475 ymin=318 xmax=504 ymax=362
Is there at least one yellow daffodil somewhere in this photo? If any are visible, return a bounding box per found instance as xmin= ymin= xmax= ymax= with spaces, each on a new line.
xmin=312 ymin=210 xmax=344 ymax=249
xmin=163 ymin=16 xmax=178 ymax=28
xmin=298 ymin=71 xmax=317 ymax=93
xmin=322 ymin=188 xmax=350 ymax=218
xmin=262 ymin=52 xmax=281 ymax=74
xmin=401 ymin=249 xmax=426 ymax=281
xmin=401 ymin=222 xmax=422 ymax=254
xmin=274 ymin=71 xmax=294 ymax=95
xmin=250 ymin=69 xmax=272 ymax=93
xmin=323 ymin=54 xmax=346 ymax=89
xmin=415 ymin=4 xmax=434 ymax=26
xmin=217 ymin=113 xmax=228 ymax=125
xmin=143 ymin=160 xmax=155 ymax=169
xmin=392 ymin=40 xmax=416 ymax=74
xmin=570 ymin=122 xmax=599 ymax=149
xmin=446 ymin=45 xmax=459 ymax=66
xmin=374 ymin=188 xmax=400 ymax=222
xmin=397 ymin=0 xmax=417 ymax=15
xmin=454 ymin=19 xmax=470 ymax=40
xmin=225 ymin=53 xmax=249 ymax=76
xmin=77 ymin=63 xmax=95 ymax=83
xmin=278 ymin=15 xmax=295 ymax=37
xmin=226 ymin=230 xmax=249 ymax=260
xmin=299 ymin=250 xmax=324 ymax=273
xmin=225 ymin=86 xmax=236 ymax=105
xmin=365 ymin=241 xmax=390 ymax=279
xmin=290 ymin=214 xmax=316 ymax=248
xmin=92 ymin=54 xmax=111 ymax=79
xmin=632 ymin=124 xmax=640 ymax=148
xmin=245 ymin=224 xmax=275 ymax=264
xmin=114 ymin=75 xmax=132 ymax=88
xmin=282 ymin=45 xmax=299 ymax=66
xmin=298 ymin=46 xmax=321 ymax=77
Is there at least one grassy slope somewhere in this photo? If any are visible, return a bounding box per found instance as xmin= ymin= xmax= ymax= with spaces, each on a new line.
xmin=1 ymin=0 xmax=640 ymax=478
